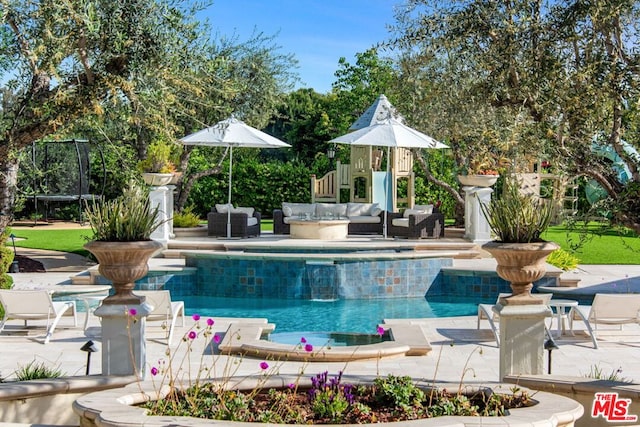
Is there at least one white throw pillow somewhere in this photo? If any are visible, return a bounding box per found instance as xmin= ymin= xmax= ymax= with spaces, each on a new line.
xmin=404 ymin=208 xmax=427 ymax=218
xmin=282 ymin=202 xmax=315 ymax=217
xmin=347 ymin=202 xmax=373 ymax=217
xmin=413 ymin=204 xmax=434 ymax=214
xmin=316 ymin=203 xmax=347 ymax=218
xmin=215 ymin=203 xmax=233 ymax=214
xmin=232 ymin=207 xmax=255 ymax=216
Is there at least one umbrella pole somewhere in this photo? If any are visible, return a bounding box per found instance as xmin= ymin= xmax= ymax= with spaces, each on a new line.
xmin=384 ymin=146 xmax=390 ymax=239
xmin=227 ymin=146 xmax=233 ymax=238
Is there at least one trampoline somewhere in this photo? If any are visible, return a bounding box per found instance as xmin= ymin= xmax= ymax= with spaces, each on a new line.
xmin=25 ymin=139 xmax=105 ymax=224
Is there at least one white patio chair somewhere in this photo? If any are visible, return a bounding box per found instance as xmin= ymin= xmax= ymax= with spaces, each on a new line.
xmin=477 ymin=292 xmax=552 ymax=346
xmin=136 ymin=290 xmax=185 ymax=345
xmin=0 ymin=289 xmax=77 ymax=344
xmin=569 ymin=293 xmax=640 ymax=349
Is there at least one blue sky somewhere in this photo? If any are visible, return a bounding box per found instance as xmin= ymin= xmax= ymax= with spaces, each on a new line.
xmin=201 ymin=1 xmax=401 ymax=93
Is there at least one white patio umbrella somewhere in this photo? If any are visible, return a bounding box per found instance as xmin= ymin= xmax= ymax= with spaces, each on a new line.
xmin=180 ymin=116 xmax=290 ymax=238
xmin=329 ymin=118 xmax=448 ymax=238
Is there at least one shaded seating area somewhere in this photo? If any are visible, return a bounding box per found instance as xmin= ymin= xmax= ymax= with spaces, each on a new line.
xmin=136 ymin=290 xmax=185 ymax=345
xmin=0 ymin=290 xmax=77 ymax=344
xmin=387 ymin=205 xmax=445 ymax=239
xmin=569 ymin=293 xmax=640 ymax=349
xmin=208 ymin=204 xmax=261 ymax=238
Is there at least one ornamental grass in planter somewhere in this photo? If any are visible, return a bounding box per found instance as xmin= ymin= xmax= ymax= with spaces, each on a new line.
xmin=480 ymin=175 xmax=559 ymax=305
xmin=83 ymin=183 xmax=164 ymax=304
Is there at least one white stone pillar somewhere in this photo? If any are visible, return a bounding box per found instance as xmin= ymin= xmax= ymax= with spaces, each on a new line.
xmin=149 ymin=185 xmax=172 ymax=244
xmin=94 ymin=302 xmax=152 ymax=378
xmin=494 ymin=303 xmax=552 ymax=381
xmin=463 ymin=186 xmax=493 ymax=244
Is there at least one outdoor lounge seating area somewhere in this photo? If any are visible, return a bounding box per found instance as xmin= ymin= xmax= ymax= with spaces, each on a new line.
xmin=273 ymin=202 xmax=384 ymax=235
xmin=272 ymin=202 xmax=445 ymax=238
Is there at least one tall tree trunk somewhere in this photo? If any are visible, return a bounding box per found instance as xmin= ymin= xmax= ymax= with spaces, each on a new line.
xmin=0 ymin=147 xmax=20 ymax=235
xmin=174 ymin=147 xmax=228 ymax=212
xmin=413 ymin=150 xmax=465 ymax=226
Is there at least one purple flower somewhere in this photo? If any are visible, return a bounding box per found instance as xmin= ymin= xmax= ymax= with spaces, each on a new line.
xmin=150 ymin=367 xmax=158 ymax=376
xmin=213 ymin=335 xmax=221 ymax=344
xmin=376 ymin=326 xmax=385 ymax=336
xmin=288 ymin=383 xmax=295 ymax=389
xmin=206 ymin=318 xmax=214 ymax=326
xmin=188 ymin=331 xmax=197 ymax=340
xmin=260 ymin=361 xmax=269 ymax=370
xmin=304 ymin=344 xmax=313 ymax=352
xmin=192 ymin=314 xmax=201 ymax=321
xmin=300 ymin=337 xmax=307 ymax=343
xmin=128 ymin=308 xmax=137 ymax=316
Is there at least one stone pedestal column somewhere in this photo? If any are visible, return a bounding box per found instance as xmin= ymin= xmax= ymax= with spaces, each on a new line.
xmin=94 ymin=302 xmax=152 ymax=378
xmin=494 ymin=303 xmax=552 ymax=381
xmin=463 ymin=186 xmax=494 ymax=244
xmin=149 ymin=185 xmax=172 ymax=244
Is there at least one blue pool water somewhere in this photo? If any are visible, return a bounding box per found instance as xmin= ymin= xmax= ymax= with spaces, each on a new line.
xmin=182 ymin=295 xmax=490 ymax=334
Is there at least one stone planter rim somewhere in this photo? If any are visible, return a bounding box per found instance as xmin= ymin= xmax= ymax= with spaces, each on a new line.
xmin=457 ymin=174 xmax=499 ymax=187
xmin=73 ymin=376 xmax=584 ymax=427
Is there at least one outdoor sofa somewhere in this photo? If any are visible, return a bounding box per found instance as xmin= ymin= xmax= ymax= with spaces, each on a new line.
xmin=273 ymin=202 xmax=384 ymax=235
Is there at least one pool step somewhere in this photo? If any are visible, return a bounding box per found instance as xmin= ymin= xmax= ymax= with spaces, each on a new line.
xmin=218 ymin=322 xmax=274 ymax=354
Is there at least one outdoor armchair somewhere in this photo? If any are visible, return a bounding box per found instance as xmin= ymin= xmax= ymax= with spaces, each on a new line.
xmin=208 ymin=205 xmax=261 ymax=238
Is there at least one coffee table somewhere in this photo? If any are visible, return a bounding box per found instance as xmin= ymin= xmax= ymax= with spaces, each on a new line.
xmin=288 ymin=219 xmax=350 ymax=240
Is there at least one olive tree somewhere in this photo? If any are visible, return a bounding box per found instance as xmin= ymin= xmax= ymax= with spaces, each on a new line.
xmin=390 ymin=0 xmax=640 ymax=232
xmin=0 ymin=0 xmax=214 ymax=233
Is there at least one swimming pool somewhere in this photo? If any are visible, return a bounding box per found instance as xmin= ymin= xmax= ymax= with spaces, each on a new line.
xmin=182 ymin=295 xmax=491 ymax=334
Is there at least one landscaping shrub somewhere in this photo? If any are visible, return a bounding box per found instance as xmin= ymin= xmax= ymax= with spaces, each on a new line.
xmin=14 ymin=360 xmax=64 ymax=381
xmin=546 ymin=248 xmax=580 ymax=271
xmin=173 ymin=206 xmax=201 ymax=228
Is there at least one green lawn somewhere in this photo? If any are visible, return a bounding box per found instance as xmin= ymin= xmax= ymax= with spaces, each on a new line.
xmin=8 ymin=221 xmax=639 ymax=265
xmin=542 ymin=223 xmax=640 ymax=265
xmin=10 ymin=228 xmax=93 ymax=257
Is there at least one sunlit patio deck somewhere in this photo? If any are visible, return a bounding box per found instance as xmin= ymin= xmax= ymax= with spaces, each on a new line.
xmin=4 ymin=225 xmax=640 ymax=385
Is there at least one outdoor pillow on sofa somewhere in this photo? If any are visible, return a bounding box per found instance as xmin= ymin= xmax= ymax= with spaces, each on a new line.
xmin=231 ymin=207 xmax=258 ymax=226
xmin=281 ymin=202 xmax=316 ymax=223
xmin=347 ymin=202 xmax=383 ymax=224
xmin=215 ymin=203 xmax=234 ymax=214
xmin=315 ymin=203 xmax=347 ymax=218
xmin=394 ymin=204 xmax=435 ymax=227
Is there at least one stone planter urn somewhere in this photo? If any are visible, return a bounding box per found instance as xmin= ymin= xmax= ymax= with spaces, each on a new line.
xmin=483 ymin=240 xmax=559 ymax=305
xmin=142 ymin=172 xmax=174 ymax=186
xmin=84 ymin=240 xmax=163 ymax=305
xmin=458 ymin=174 xmax=499 ymax=187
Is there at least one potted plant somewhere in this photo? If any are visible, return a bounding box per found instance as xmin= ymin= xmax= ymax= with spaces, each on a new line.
xmin=480 ymin=175 xmax=559 ymax=305
xmin=458 ymin=156 xmax=502 ymax=187
xmin=138 ymin=140 xmax=180 ymax=186
xmin=83 ymin=183 xmax=163 ymax=305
